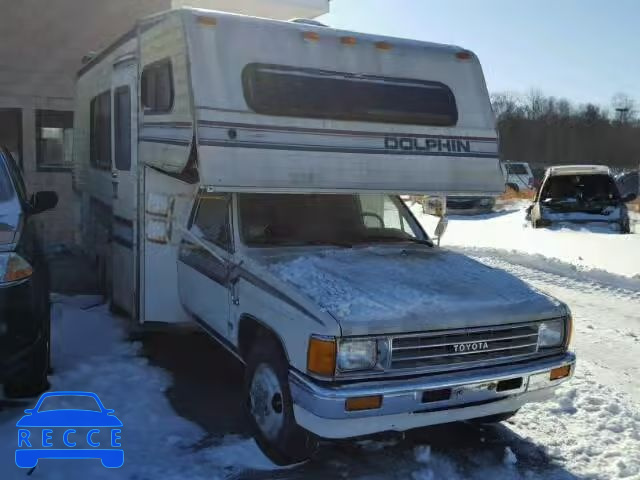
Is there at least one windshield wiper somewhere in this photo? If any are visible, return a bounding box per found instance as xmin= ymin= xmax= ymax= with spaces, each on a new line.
xmin=355 ymin=235 xmax=433 ymax=247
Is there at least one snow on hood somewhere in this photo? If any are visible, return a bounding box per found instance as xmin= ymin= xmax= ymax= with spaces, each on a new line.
xmin=267 ymin=247 xmax=564 ymax=336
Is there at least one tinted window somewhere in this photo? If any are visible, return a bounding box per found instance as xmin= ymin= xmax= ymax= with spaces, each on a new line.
xmin=114 ymin=86 xmax=132 ymax=171
xmin=141 ymin=59 xmax=174 ymax=113
xmin=90 ymin=91 xmax=112 ymax=170
xmin=242 ymin=64 xmax=458 ymax=126
xmin=36 ymin=110 xmax=74 ymax=170
xmin=506 ymin=164 xmax=528 ymax=175
xmin=192 ymin=195 xmax=231 ymax=251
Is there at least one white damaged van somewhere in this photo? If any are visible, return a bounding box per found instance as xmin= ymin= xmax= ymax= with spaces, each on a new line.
xmin=72 ymin=8 xmax=575 ymax=464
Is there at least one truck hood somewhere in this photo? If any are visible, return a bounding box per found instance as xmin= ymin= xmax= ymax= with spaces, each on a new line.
xmin=261 ymin=246 xmax=565 ymax=336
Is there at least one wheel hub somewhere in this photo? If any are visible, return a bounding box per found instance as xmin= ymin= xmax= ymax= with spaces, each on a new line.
xmin=249 ymin=363 xmax=285 ymax=440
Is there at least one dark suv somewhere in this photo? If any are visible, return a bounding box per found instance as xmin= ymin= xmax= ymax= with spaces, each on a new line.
xmin=0 ymin=147 xmax=58 ymax=397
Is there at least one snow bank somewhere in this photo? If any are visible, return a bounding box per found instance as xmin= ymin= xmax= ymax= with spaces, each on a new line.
xmin=0 ymin=296 xmax=276 ymax=479
xmin=412 ymin=204 xmax=640 ymax=278
xmin=512 ymin=363 xmax=640 ymax=479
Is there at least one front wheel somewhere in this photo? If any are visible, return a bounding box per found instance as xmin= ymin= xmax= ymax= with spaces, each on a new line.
xmin=243 ymin=339 xmax=318 ymax=465
xmin=4 ymin=336 xmax=50 ymax=398
xmin=620 ymin=220 xmax=631 ymax=234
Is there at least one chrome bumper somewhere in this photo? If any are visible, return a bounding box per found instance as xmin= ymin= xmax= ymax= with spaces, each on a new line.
xmin=290 ymin=353 xmax=575 ymax=439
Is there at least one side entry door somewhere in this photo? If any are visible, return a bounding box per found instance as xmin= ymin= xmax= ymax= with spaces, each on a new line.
xmin=110 ymin=60 xmax=138 ymax=316
xmin=177 ymin=194 xmax=233 ymax=340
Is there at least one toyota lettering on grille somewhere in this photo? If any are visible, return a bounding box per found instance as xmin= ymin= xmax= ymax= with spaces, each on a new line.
xmin=452 ymin=341 xmax=490 ymax=353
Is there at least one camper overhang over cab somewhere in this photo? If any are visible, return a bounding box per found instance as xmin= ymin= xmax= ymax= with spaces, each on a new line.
xmin=134 ymin=8 xmax=503 ymax=196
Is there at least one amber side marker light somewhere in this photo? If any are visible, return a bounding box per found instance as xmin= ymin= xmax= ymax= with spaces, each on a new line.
xmin=345 ymin=395 xmax=383 ymax=412
xmin=550 ymin=365 xmax=572 ymax=381
xmin=307 ymin=337 xmax=336 ymax=376
xmin=341 ymin=36 xmax=357 ymax=46
xmin=456 ymin=51 xmax=473 ymax=60
xmin=303 ymin=31 xmax=320 ymax=42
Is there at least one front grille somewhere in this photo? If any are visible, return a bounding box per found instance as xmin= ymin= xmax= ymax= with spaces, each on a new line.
xmin=390 ymin=323 xmax=540 ymax=370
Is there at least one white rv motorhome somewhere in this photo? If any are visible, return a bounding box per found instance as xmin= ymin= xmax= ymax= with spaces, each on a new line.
xmin=73 ymin=8 xmax=575 ymax=465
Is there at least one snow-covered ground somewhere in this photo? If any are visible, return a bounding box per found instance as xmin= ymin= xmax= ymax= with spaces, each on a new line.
xmin=413 ymin=202 xmax=640 ymax=279
xmin=1 ymin=203 xmax=638 ymax=479
xmin=0 ymin=296 xmax=276 ymax=480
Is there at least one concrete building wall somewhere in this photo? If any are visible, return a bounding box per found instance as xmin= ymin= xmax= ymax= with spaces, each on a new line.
xmin=0 ymin=0 xmax=328 ymax=247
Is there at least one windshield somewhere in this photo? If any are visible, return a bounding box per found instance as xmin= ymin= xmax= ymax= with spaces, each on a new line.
xmin=238 ymin=194 xmax=426 ymax=247
xmin=0 ymin=155 xmax=15 ymax=203
xmin=540 ymin=174 xmax=620 ymax=205
xmin=505 ymin=164 xmax=529 ymax=175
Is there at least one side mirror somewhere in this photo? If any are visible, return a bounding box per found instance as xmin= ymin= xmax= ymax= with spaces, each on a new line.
xmin=622 ymin=193 xmax=638 ymax=204
xmin=30 ymin=191 xmax=59 ymax=215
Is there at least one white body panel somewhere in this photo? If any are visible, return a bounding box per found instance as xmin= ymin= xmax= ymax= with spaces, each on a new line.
xmin=141 ymin=166 xmax=196 ymax=324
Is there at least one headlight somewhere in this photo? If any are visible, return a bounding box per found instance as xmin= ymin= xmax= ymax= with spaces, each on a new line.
xmin=0 ymin=253 xmax=33 ymax=284
xmin=337 ymin=339 xmax=377 ymax=371
xmin=538 ymin=318 xmax=565 ymax=348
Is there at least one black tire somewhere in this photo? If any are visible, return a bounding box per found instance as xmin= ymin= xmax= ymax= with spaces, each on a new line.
xmin=243 ymin=338 xmax=318 ymax=465
xmin=4 ymin=335 xmax=50 ymax=399
xmin=469 ymin=410 xmax=519 ymax=424
xmin=506 ymin=183 xmax=520 ymax=193
xmin=620 ymin=220 xmax=631 ymax=234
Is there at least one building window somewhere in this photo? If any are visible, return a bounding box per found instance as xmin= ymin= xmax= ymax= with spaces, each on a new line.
xmin=114 ymin=86 xmax=132 ymax=171
xmin=90 ymin=91 xmax=112 ymax=170
xmin=36 ymin=110 xmax=74 ymax=171
xmin=0 ymin=109 xmax=23 ymax=169
xmin=141 ymin=59 xmax=174 ymax=113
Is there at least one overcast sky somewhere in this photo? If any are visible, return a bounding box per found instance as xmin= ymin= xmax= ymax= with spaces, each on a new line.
xmin=320 ymin=0 xmax=639 ymax=109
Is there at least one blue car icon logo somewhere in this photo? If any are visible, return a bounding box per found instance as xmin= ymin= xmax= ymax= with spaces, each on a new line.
xmin=15 ymin=391 xmax=124 ymax=468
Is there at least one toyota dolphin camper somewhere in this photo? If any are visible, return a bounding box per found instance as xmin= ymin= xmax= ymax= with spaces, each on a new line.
xmin=73 ymin=8 xmax=575 ymax=464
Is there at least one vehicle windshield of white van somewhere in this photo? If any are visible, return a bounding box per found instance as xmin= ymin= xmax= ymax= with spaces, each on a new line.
xmin=238 ymin=194 xmax=427 ymax=247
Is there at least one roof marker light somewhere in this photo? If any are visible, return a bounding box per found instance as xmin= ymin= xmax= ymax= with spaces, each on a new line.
xmin=197 ymin=17 xmax=217 ymax=27
xmin=456 ymin=51 xmax=473 ymax=60
xmin=375 ymin=41 xmax=393 ymax=51
xmin=341 ymin=36 xmax=357 ymax=46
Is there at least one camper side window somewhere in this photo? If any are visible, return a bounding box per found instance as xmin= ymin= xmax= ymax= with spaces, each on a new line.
xmin=90 ymin=91 xmax=112 ymax=170
xmin=114 ymin=86 xmax=132 ymax=171
xmin=141 ymin=59 xmax=174 ymax=113
xmin=192 ymin=195 xmax=232 ymax=252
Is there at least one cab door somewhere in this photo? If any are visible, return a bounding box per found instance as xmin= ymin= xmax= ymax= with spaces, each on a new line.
xmin=110 ymin=60 xmax=138 ymax=316
xmin=177 ymin=194 xmax=233 ymax=340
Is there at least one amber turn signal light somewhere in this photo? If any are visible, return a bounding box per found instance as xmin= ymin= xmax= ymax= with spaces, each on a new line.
xmin=345 ymin=395 xmax=382 ymax=412
xmin=303 ymin=31 xmax=320 ymax=42
xmin=307 ymin=337 xmax=336 ymax=376
xmin=550 ymin=365 xmax=571 ymax=381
